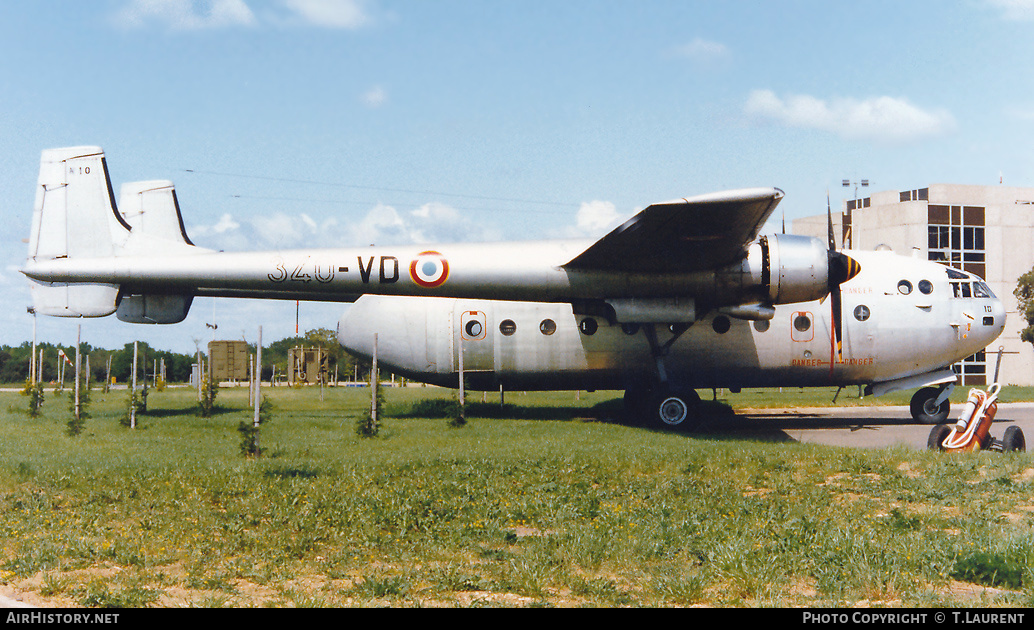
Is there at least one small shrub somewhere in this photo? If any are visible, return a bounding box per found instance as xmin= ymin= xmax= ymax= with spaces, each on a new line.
xmin=952 ymin=550 xmax=1025 ymax=590
xmin=66 ymin=380 xmax=90 ymax=437
xmin=25 ymin=380 xmax=44 ymax=418
xmin=238 ymin=396 xmax=272 ymax=457
xmin=198 ymin=376 xmax=219 ymax=417
xmin=119 ymin=389 xmax=144 ymax=428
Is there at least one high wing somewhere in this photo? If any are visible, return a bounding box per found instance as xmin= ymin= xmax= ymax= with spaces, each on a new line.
xmin=563 ymin=187 xmax=783 ymax=272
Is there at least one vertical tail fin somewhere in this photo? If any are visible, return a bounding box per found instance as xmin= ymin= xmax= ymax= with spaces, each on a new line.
xmin=26 ymin=147 xmax=126 ymax=317
xmin=118 ymin=180 xmax=196 ymax=249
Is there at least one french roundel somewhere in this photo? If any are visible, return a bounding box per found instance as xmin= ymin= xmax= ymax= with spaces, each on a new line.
xmin=409 ymin=251 xmax=450 ymax=288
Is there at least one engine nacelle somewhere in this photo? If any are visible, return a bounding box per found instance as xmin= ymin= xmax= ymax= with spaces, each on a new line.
xmin=765 ymin=233 xmax=833 ymax=304
xmin=715 ymin=234 xmax=832 ymax=308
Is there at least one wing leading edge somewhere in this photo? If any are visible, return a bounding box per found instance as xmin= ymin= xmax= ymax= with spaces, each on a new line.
xmin=563 ymin=187 xmax=784 ymax=273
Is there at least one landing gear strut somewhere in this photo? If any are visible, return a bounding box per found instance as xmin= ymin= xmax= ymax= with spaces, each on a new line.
xmin=625 ymin=323 xmax=702 ymax=431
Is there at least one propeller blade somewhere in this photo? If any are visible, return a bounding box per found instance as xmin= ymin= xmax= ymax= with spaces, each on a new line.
xmin=825 ymin=193 xmax=861 ymax=372
xmin=827 ymin=192 xmax=836 ymax=251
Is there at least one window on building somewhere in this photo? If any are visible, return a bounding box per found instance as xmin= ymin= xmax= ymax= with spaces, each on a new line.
xmin=928 ymin=205 xmax=988 ymax=384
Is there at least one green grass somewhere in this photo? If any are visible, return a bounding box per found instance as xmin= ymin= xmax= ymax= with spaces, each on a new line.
xmin=1 ymin=384 xmax=1033 ymax=607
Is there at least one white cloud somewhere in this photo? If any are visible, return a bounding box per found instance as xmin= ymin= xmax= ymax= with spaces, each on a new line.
xmin=985 ymin=0 xmax=1034 ymax=20
xmin=744 ymin=89 xmax=956 ymax=143
xmin=113 ymin=0 xmax=373 ymax=30
xmin=362 ymin=85 xmax=388 ymax=109
xmin=114 ymin=0 xmax=257 ymax=30
xmin=574 ymin=201 xmax=621 ymax=237
xmin=667 ymin=38 xmax=729 ymax=63
xmin=282 ymin=0 xmax=371 ymax=29
xmin=211 ymin=213 xmax=241 ymax=233
xmin=185 ymin=200 xmax=505 ymax=251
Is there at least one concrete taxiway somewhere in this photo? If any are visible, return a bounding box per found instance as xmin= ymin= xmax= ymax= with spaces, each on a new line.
xmin=704 ymin=402 xmax=1034 ymax=450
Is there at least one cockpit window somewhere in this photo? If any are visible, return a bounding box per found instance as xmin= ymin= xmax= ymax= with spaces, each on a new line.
xmin=974 ymin=281 xmax=994 ymax=298
xmin=946 ymin=267 xmax=968 ymax=280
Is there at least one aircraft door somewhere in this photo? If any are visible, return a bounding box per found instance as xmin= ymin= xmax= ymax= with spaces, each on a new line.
xmin=426 ymin=298 xmax=456 ymax=374
xmin=455 ymin=306 xmax=493 ymax=372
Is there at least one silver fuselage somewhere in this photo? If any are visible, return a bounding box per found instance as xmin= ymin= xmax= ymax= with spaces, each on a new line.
xmin=338 ymin=249 xmax=1005 ymax=391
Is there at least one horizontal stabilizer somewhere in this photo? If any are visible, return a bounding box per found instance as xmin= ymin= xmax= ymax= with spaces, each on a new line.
xmin=29 ymin=280 xmax=118 ymax=318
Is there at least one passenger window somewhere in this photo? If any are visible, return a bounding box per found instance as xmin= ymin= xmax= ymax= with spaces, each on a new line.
xmin=794 ymin=314 xmax=811 ymax=332
xmin=753 ymin=319 xmax=770 ymax=333
xmin=539 ymin=319 xmax=556 ymax=335
xmin=897 ymin=280 xmax=912 ymax=295
xmin=499 ymin=319 xmax=517 ymax=336
xmin=854 ymin=305 xmax=870 ymax=321
xmin=579 ymin=318 xmax=598 ymax=335
xmin=712 ymin=315 xmax=731 ymax=334
xmin=918 ymin=280 xmax=933 ymax=295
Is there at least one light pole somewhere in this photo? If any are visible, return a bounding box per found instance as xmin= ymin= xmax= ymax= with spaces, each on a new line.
xmin=841 ymin=178 xmax=870 ymax=249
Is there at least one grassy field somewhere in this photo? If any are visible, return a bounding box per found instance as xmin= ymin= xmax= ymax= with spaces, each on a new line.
xmin=1 ymin=383 xmax=1033 ymax=608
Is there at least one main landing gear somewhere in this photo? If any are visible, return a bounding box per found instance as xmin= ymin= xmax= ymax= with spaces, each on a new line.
xmin=623 ymin=322 xmax=703 ymax=431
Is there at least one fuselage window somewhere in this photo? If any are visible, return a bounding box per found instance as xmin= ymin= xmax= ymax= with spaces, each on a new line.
xmin=465 ymin=320 xmax=483 ymax=338
xmin=539 ymin=319 xmax=557 ymax=335
xmin=854 ymin=305 xmax=870 ymax=321
xmin=918 ymin=280 xmax=933 ymax=295
xmin=793 ymin=314 xmax=811 ymax=332
xmin=961 ymin=282 xmax=971 ymax=298
xmin=621 ymin=323 xmax=639 ymax=336
xmin=579 ymin=318 xmax=598 ymax=335
xmin=712 ymin=315 xmax=731 ymax=334
xmin=499 ymin=319 xmax=517 ymax=336
xmin=753 ymin=319 xmax=770 ymax=333
xmin=897 ymin=280 xmax=913 ymax=295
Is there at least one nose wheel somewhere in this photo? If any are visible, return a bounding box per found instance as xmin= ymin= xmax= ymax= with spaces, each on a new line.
xmin=910 ymin=386 xmax=951 ymax=424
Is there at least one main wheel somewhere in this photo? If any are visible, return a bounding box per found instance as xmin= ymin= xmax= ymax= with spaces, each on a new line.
xmin=1002 ymin=425 xmax=1026 ymax=452
xmin=650 ymin=389 xmax=701 ymax=431
xmin=622 ymin=387 xmax=650 ymax=426
xmin=927 ymin=424 xmax=952 ymax=450
xmin=910 ymin=387 xmax=950 ymax=424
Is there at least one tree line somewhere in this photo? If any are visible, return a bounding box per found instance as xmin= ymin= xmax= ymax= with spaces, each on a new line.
xmin=0 ymin=327 xmax=366 ymax=385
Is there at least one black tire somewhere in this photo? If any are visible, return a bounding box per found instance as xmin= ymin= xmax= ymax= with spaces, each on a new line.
xmin=910 ymin=387 xmax=950 ymax=424
xmin=622 ymin=388 xmax=649 ymax=425
xmin=1002 ymin=425 xmax=1026 ymax=452
xmin=927 ymin=424 xmax=952 ymax=450
xmin=650 ymin=389 xmax=701 ymax=432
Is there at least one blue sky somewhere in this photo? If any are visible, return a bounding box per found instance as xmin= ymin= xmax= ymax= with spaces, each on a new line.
xmin=2 ymin=0 xmax=1034 ymax=354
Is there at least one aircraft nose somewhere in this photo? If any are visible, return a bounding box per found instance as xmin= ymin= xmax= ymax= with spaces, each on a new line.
xmin=981 ymin=296 xmax=1007 ymax=345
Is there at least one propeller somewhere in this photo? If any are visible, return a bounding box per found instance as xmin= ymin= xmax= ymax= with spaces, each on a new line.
xmin=826 ymin=193 xmax=861 ymax=376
